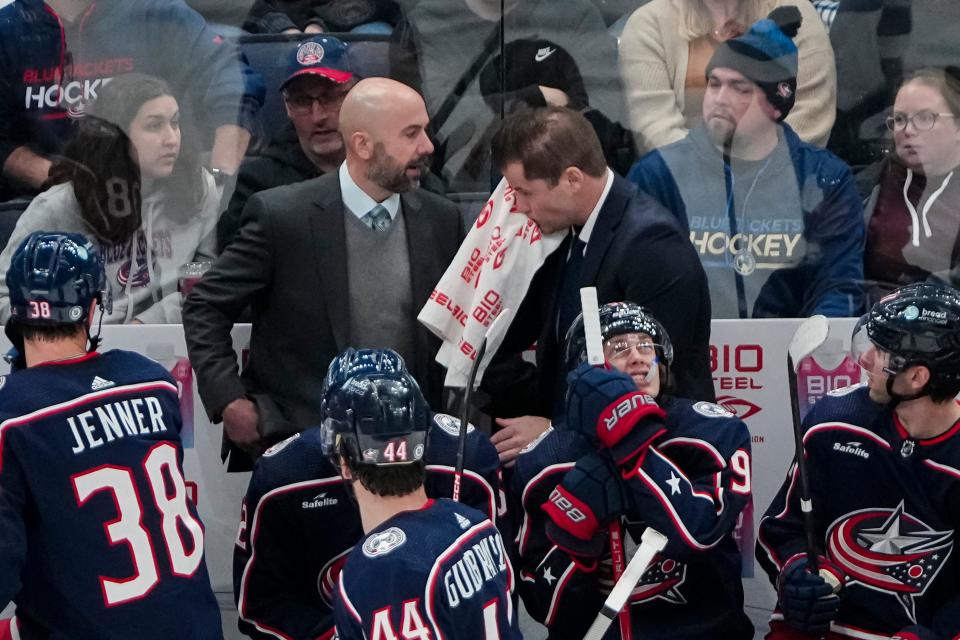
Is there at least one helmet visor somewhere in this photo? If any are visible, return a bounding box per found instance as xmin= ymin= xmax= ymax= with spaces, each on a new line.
xmin=851 ymin=322 xmax=895 ymax=377
xmin=602 ymin=333 xmax=663 ymax=363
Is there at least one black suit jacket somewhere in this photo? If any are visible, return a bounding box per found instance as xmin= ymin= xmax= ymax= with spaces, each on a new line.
xmin=183 ymin=172 xmax=464 ymax=455
xmin=483 ymin=174 xmax=714 ymax=419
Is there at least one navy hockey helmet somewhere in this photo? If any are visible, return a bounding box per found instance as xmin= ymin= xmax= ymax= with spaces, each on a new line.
xmin=321 ymin=370 xmax=430 ymax=468
xmin=852 ymin=282 xmax=960 ymax=399
xmin=564 ymin=302 xmax=674 ymax=374
xmin=6 ymin=231 xmax=108 ymax=325
xmin=320 ymin=348 xmax=407 ymax=420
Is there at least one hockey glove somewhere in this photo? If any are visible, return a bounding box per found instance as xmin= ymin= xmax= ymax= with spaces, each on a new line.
xmin=565 ymin=363 xmax=667 ymax=465
xmin=542 ymin=453 xmax=631 ymax=561
xmin=778 ymin=554 xmax=846 ymax=634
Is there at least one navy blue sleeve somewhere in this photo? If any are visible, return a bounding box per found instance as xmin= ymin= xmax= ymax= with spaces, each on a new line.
xmin=620 ymin=410 xmax=753 ymax=561
xmin=805 ymin=160 xmax=865 ymax=318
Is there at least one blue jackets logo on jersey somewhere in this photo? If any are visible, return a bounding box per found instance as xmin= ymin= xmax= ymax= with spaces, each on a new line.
xmin=631 ymin=554 xmax=688 ymax=605
xmin=363 ymin=527 xmax=407 ymax=558
xmin=826 ymin=501 xmax=953 ymax=623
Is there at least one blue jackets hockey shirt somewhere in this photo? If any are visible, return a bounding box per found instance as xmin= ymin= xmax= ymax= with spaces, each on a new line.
xmin=234 ymin=414 xmax=503 ymax=640
xmin=757 ymin=384 xmax=960 ymax=638
xmin=0 ymin=350 xmax=221 ymax=639
xmin=511 ymin=397 xmax=754 ymax=639
xmin=334 ymin=498 xmax=520 ymax=640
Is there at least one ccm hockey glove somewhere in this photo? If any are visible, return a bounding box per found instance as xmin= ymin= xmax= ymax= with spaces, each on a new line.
xmin=778 ymin=554 xmax=846 ymax=634
xmin=565 ymin=363 xmax=666 ymax=465
xmin=542 ymin=453 xmax=631 ymax=562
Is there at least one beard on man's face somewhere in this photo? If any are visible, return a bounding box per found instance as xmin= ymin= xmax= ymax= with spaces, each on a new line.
xmin=367 ymin=142 xmax=431 ymax=193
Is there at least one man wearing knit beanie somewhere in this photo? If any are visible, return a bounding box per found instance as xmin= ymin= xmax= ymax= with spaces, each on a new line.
xmin=707 ymin=6 xmax=801 ymax=123
xmin=628 ymin=8 xmax=865 ymax=321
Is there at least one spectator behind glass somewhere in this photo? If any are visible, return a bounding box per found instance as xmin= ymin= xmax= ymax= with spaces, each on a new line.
xmin=390 ymin=0 xmax=623 ymax=192
xmin=619 ymin=0 xmax=836 ymax=156
xmin=459 ymin=38 xmax=636 ymax=182
xmin=220 ymin=36 xmax=356 ymax=251
xmin=629 ymin=9 xmax=864 ymax=319
xmin=0 ymin=74 xmax=219 ymax=324
xmin=861 ymin=68 xmax=960 ymax=304
xmin=243 ymin=0 xmax=399 ymax=34
xmin=0 ymin=0 xmax=264 ymax=202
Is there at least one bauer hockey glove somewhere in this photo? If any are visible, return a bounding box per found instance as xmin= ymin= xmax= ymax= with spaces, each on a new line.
xmin=778 ymin=554 xmax=846 ymax=634
xmin=542 ymin=452 xmax=631 ymax=562
xmin=565 ymin=363 xmax=667 ymax=465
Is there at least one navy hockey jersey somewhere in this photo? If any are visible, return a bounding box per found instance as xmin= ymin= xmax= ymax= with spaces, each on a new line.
xmin=757 ymin=384 xmax=960 ymax=638
xmin=511 ymin=397 xmax=754 ymax=640
xmin=0 ymin=350 xmax=221 ymax=639
xmin=334 ymin=498 xmax=520 ymax=640
xmin=234 ymin=414 xmax=502 ymax=640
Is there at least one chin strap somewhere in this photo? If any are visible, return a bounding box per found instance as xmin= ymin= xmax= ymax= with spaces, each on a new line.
xmin=884 ymin=369 xmax=928 ymax=405
xmin=86 ymin=300 xmax=106 ymax=353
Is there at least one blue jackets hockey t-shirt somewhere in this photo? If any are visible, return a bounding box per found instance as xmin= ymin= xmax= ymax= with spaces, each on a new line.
xmin=0 ymin=350 xmax=221 ymax=639
xmin=334 ymin=498 xmax=520 ymax=640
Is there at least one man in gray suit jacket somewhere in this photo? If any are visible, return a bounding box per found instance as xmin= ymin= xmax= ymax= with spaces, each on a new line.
xmin=183 ymin=78 xmax=464 ymax=468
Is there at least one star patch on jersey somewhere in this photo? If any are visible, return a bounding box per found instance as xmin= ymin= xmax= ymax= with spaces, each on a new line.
xmin=363 ymin=527 xmax=407 ymax=558
xmin=692 ymin=401 xmax=734 ymax=419
xmin=263 ymin=433 xmax=300 ymax=457
xmin=434 ymin=413 xmax=474 ymax=437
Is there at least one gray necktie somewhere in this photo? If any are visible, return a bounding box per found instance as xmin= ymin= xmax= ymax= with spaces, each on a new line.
xmin=363 ymin=204 xmax=391 ymax=232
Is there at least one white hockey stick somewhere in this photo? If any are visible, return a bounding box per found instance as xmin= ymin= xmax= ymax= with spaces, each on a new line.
xmin=583 ymin=527 xmax=669 ymax=640
xmin=453 ymin=308 xmax=513 ymax=502
xmin=786 ymin=315 xmax=840 ymax=591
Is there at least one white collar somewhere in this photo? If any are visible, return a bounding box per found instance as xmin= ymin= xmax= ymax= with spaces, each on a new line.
xmin=578 ymin=168 xmax=614 ymax=244
xmin=339 ymin=162 xmax=401 ymax=221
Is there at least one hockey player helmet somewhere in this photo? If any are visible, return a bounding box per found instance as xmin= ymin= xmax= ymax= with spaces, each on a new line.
xmin=321 ymin=370 xmax=430 ymax=468
xmin=6 ymin=232 xmax=109 ymax=326
xmin=565 ymin=301 xmax=674 ymax=373
xmin=852 ymin=282 xmax=960 ymax=399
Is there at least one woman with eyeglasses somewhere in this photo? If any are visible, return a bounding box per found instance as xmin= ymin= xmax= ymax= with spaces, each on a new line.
xmin=859 ymin=67 xmax=960 ymax=305
xmin=0 ymin=73 xmax=219 ymax=324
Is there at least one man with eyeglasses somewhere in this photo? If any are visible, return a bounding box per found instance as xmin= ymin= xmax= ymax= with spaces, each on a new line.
xmin=220 ymin=36 xmax=356 ymax=250
xmin=509 ymin=301 xmax=754 ymax=639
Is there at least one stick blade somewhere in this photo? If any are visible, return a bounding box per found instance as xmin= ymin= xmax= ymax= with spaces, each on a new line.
xmin=788 ymin=315 xmax=830 ymax=372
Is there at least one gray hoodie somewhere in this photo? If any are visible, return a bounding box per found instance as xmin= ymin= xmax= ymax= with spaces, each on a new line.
xmin=0 ymin=172 xmax=219 ymax=324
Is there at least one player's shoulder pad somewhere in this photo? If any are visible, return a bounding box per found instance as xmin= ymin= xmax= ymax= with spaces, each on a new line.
xmin=666 ymin=397 xmax=751 ymax=448
xmin=519 ymin=424 xmax=554 ymax=455
xmin=513 ymin=427 xmax=589 ymax=487
xmin=803 ymin=383 xmax=879 ymax=429
xmin=249 ymin=428 xmax=336 ymax=494
xmin=262 ymin=432 xmax=302 ymax=458
xmin=431 ymin=413 xmax=475 ymax=438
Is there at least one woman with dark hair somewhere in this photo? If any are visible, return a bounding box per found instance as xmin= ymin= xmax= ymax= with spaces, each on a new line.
xmin=0 ymin=73 xmax=219 ymax=323
xmin=859 ymin=67 xmax=960 ymax=304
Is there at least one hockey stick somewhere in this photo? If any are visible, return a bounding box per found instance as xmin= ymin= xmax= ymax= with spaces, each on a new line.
xmin=453 ymin=308 xmax=513 ymax=502
xmin=786 ymin=315 xmax=834 ymax=577
xmin=583 ymin=527 xmax=669 ymax=640
xmin=580 ymin=287 xmax=643 ymax=640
